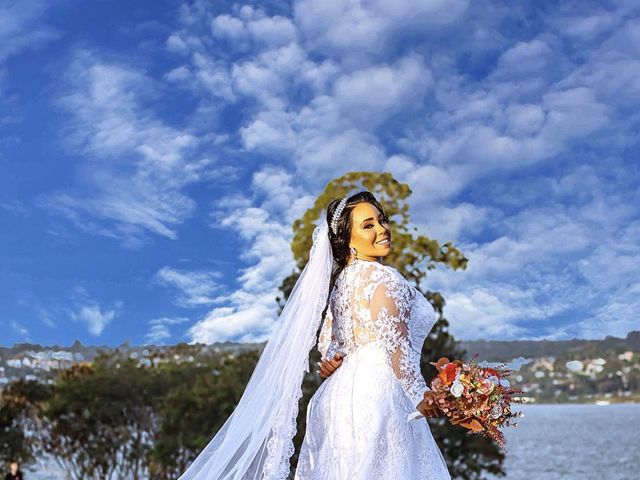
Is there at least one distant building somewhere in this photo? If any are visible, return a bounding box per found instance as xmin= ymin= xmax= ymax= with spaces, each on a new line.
xmin=618 ymin=351 xmax=634 ymax=362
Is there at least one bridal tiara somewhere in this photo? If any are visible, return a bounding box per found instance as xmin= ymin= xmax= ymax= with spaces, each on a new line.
xmin=330 ymin=195 xmax=349 ymax=235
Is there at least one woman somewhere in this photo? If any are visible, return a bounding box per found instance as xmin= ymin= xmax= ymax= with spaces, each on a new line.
xmin=294 ymin=191 xmax=450 ymax=479
xmin=178 ymin=190 xmax=449 ymax=480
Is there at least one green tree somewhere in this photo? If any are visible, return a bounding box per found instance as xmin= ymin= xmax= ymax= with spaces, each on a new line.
xmin=39 ymin=357 xmax=165 ymax=480
xmin=278 ymin=171 xmax=505 ymax=479
xmin=151 ymin=348 xmax=261 ymax=478
xmin=0 ymin=379 xmax=52 ymax=467
xmin=0 ymin=345 xmax=262 ymax=480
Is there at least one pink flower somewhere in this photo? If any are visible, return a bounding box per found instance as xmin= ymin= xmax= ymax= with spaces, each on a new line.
xmin=477 ymin=379 xmax=495 ymax=395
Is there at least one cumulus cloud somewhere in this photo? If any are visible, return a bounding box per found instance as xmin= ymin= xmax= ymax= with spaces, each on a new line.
xmin=23 ymin=0 xmax=637 ymax=344
xmin=211 ymin=8 xmax=296 ymax=48
xmin=294 ymin=0 xmax=470 ymax=57
xmin=154 ymin=0 xmax=640 ymax=343
xmin=67 ymin=287 xmax=122 ymax=337
xmin=155 ymin=267 xmax=225 ymax=308
xmin=426 ymin=167 xmax=639 ymax=340
xmin=186 ymin=166 xmax=317 ymax=344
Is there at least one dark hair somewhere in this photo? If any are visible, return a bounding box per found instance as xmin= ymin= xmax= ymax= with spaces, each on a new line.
xmin=325 ymin=190 xmax=389 ymax=295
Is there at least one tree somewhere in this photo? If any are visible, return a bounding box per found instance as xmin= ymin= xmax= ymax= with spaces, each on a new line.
xmin=0 ymin=345 xmax=262 ymax=480
xmin=38 ymin=357 xmax=168 ymax=480
xmin=0 ymin=379 xmax=52 ymax=468
xmin=151 ymin=348 xmax=261 ymax=478
xmin=278 ymin=171 xmax=505 ymax=479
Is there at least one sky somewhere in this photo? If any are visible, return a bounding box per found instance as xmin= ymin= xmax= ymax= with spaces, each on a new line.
xmin=0 ymin=0 xmax=638 ymax=348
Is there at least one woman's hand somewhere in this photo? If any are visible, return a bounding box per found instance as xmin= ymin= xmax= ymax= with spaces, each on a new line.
xmin=416 ymin=390 xmax=441 ymax=419
xmin=316 ymin=352 xmax=343 ymax=378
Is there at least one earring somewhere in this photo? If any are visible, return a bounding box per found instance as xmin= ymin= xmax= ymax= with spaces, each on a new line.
xmin=350 ymin=246 xmax=358 ymax=264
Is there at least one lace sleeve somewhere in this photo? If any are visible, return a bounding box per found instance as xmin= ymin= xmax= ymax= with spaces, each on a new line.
xmin=369 ymin=274 xmax=429 ymax=411
xmin=317 ymin=305 xmax=341 ymax=360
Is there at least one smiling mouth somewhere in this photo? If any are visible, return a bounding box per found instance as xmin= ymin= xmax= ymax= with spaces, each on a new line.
xmin=376 ymin=237 xmax=390 ymax=246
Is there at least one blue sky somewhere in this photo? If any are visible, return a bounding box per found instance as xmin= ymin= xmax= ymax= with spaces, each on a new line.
xmin=1 ymin=0 xmax=638 ymax=347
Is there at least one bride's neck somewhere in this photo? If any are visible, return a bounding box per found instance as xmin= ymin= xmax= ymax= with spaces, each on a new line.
xmin=346 ymin=255 xmax=381 ymax=266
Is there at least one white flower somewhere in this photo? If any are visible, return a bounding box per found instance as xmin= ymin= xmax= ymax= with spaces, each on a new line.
xmin=450 ymin=380 xmax=464 ymax=398
xmin=489 ymin=404 xmax=503 ymax=419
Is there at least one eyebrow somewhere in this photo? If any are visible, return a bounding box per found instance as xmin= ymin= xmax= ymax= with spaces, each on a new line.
xmin=360 ymin=214 xmax=385 ymax=225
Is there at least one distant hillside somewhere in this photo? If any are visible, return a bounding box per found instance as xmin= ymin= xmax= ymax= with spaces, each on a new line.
xmin=0 ymin=339 xmax=262 ymax=359
xmin=2 ymin=331 xmax=639 ymax=365
xmin=459 ymin=331 xmax=640 ymax=362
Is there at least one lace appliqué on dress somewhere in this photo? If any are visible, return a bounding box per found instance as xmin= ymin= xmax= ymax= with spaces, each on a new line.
xmin=316 ymin=262 xmax=433 ymax=411
xmin=300 ymin=261 xmax=450 ymax=480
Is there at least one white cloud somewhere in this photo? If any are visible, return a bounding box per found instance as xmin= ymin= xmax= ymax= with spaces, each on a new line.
xmin=0 ymin=1 xmax=60 ymax=140
xmin=0 ymin=1 xmax=61 ymax=63
xmin=492 ymin=38 xmax=558 ymax=80
xmin=549 ymin=12 xmax=619 ymax=41
xmin=211 ymin=14 xmax=245 ymax=40
xmin=426 ymin=166 xmax=639 ymax=340
xmin=187 ymin=166 xmax=317 ymax=344
xmin=187 ymin=294 xmax=278 ymax=343
xmin=164 ymin=0 xmax=640 ymax=343
xmin=165 ymin=33 xmax=190 ymax=54
xmin=49 ymin=0 xmax=634 ymax=345
xmin=294 ymin=0 xmax=470 ymax=56
xmin=69 ymin=305 xmax=117 ymax=336
xmin=248 ymin=15 xmax=297 ymax=47
xmin=155 ymin=267 xmax=225 ymax=308
xmin=67 ymin=287 xmax=121 ymax=337
xmin=144 ymin=316 xmax=190 ymax=344
xmin=11 ymin=320 xmax=30 ymax=340
xmin=332 ymin=55 xmax=432 ymax=127
xmin=36 ymin=306 xmax=57 ymax=328
xmin=39 ymin=49 xmax=233 ymax=247
xmin=211 ymin=10 xmax=296 ymax=48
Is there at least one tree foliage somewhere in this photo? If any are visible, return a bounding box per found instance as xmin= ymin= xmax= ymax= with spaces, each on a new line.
xmin=0 ymin=379 xmax=52 ymax=467
xmin=0 ymin=348 xmax=260 ymax=480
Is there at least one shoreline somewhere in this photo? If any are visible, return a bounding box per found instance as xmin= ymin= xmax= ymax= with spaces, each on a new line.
xmin=517 ymin=400 xmax=639 ymax=406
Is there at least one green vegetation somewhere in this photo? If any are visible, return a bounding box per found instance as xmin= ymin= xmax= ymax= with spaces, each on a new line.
xmin=0 ymin=347 xmax=260 ymax=479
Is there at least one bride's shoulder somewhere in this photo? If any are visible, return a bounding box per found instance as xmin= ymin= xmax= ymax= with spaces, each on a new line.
xmin=359 ymin=261 xmax=410 ymax=292
xmin=369 ymin=261 xmax=405 ymax=280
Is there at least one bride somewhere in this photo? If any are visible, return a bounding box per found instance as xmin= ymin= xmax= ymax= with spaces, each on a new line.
xmin=178 ymin=190 xmax=451 ymax=480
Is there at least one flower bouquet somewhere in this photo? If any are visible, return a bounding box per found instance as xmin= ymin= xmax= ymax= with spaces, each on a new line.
xmin=426 ymin=353 xmax=525 ymax=449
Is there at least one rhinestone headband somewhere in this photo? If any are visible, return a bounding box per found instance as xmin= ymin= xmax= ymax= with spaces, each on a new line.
xmin=330 ymin=195 xmax=349 ymax=235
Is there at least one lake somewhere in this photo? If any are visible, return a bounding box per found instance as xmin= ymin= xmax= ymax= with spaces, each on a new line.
xmin=486 ymin=403 xmax=640 ymax=480
xmin=18 ymin=403 xmax=640 ymax=479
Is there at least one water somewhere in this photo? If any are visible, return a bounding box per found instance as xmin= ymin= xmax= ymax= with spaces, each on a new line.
xmin=16 ymin=404 xmax=640 ymax=479
xmin=487 ymin=403 xmax=640 ymax=480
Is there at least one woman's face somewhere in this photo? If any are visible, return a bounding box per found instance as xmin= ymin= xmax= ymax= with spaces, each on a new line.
xmin=348 ymin=202 xmax=392 ymax=260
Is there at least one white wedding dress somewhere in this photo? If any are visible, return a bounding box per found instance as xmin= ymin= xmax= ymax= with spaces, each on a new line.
xmin=294 ymin=260 xmax=451 ymax=479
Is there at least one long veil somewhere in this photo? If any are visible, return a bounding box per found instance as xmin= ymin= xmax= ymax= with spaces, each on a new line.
xmin=178 ymin=220 xmax=334 ymax=480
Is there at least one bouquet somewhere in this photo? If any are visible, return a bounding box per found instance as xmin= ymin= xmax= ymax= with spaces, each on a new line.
xmin=426 ymin=353 xmax=525 ymax=450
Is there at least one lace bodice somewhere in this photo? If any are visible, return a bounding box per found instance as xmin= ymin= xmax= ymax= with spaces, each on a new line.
xmin=317 ymin=260 xmax=437 ymax=410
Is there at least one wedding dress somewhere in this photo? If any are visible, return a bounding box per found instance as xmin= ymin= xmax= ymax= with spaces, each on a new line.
xmin=294 ymin=259 xmax=451 ymax=479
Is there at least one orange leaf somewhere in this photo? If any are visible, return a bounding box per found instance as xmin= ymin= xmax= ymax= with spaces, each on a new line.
xmin=460 ymin=419 xmax=485 ymax=432
xmin=430 ymin=357 xmax=451 ymax=371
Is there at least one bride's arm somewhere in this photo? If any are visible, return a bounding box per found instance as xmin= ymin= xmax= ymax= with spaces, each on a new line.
xmin=369 ymin=277 xmax=429 ymax=414
xmin=317 ymin=306 xmax=344 ymax=378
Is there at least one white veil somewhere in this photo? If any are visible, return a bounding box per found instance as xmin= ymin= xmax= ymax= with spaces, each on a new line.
xmin=178 ymin=220 xmax=334 ymax=480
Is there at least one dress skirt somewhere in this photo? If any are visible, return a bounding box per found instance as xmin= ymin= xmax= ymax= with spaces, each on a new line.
xmin=294 ymin=342 xmax=451 ymax=480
